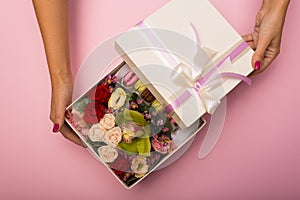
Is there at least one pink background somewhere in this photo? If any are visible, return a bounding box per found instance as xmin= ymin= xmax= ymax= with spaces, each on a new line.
xmin=0 ymin=0 xmax=299 ymax=199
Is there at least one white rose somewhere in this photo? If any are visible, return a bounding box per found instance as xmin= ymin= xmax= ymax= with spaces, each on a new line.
xmin=99 ymin=113 xmax=115 ymax=130
xmin=106 ymin=127 xmax=122 ymax=146
xmin=97 ymin=146 xmax=118 ymax=163
xmin=88 ymin=123 xmax=107 ymax=142
xmin=131 ymin=155 xmax=149 ymax=175
xmin=108 ymin=88 xmax=126 ymax=109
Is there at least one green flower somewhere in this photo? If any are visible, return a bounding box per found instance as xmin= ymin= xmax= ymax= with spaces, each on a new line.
xmin=118 ymin=137 xmax=151 ymax=156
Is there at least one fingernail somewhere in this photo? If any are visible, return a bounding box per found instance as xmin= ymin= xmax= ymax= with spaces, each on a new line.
xmin=255 ymin=61 xmax=261 ymax=70
xmin=52 ymin=123 xmax=60 ymax=132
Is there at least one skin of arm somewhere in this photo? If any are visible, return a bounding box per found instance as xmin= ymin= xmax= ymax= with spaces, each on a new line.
xmin=243 ymin=0 xmax=290 ymax=75
xmin=33 ymin=0 xmax=83 ymax=146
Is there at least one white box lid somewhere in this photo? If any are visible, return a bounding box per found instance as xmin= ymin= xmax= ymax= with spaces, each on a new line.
xmin=115 ymin=0 xmax=254 ymax=128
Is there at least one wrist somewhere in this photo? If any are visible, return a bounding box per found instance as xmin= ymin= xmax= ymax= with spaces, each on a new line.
xmin=49 ymin=64 xmax=73 ymax=86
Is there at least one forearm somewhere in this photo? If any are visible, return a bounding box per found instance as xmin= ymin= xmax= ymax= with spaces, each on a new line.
xmin=262 ymin=0 xmax=290 ymax=11
xmin=32 ymin=0 xmax=71 ymax=84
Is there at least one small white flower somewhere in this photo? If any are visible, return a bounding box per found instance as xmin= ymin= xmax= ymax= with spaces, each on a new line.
xmin=88 ymin=123 xmax=107 ymax=142
xmin=108 ymin=88 xmax=126 ymax=109
xmin=131 ymin=155 xmax=149 ymax=176
xmin=97 ymin=146 xmax=118 ymax=163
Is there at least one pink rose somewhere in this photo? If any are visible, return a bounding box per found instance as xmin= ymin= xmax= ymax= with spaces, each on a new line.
xmin=70 ymin=109 xmax=89 ymax=136
xmin=151 ymin=134 xmax=175 ymax=154
xmin=106 ymin=127 xmax=122 ymax=146
xmin=151 ymin=139 xmax=169 ymax=154
xmin=99 ymin=113 xmax=115 ymax=130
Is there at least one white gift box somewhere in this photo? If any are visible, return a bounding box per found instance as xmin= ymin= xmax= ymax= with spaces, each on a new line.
xmin=65 ymin=61 xmax=206 ymax=189
xmin=115 ymin=0 xmax=254 ymax=128
xmin=65 ymin=0 xmax=254 ymax=189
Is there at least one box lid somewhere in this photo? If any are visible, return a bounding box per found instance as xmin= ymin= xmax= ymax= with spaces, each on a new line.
xmin=115 ymin=0 xmax=254 ymax=128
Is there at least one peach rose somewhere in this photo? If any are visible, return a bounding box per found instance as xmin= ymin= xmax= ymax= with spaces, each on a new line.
xmin=88 ymin=123 xmax=107 ymax=143
xmin=106 ymin=127 xmax=122 ymax=146
xmin=97 ymin=146 xmax=118 ymax=163
xmin=99 ymin=113 xmax=115 ymax=130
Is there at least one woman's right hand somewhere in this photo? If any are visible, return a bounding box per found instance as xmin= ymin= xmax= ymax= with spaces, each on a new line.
xmin=50 ymin=72 xmax=84 ymax=147
xmin=33 ymin=0 xmax=84 ymax=146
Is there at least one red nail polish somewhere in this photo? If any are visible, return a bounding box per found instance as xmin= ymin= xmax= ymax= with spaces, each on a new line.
xmin=255 ymin=61 xmax=261 ymax=70
xmin=52 ymin=123 xmax=59 ymax=132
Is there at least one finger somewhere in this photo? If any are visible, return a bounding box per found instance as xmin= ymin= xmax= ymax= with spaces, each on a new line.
xmin=252 ymin=35 xmax=271 ymax=71
xmin=242 ymin=34 xmax=254 ymax=42
xmin=260 ymin=56 xmax=274 ymax=70
xmin=245 ymin=41 xmax=256 ymax=50
xmin=52 ymin=92 xmax=70 ymax=133
xmin=50 ymin=97 xmax=56 ymax=124
xmin=64 ymin=107 xmax=73 ymax=119
xmin=261 ymin=43 xmax=280 ymax=68
xmin=242 ymin=34 xmax=257 ymax=50
xmin=60 ymin=123 xmax=85 ymax=147
xmin=250 ymin=44 xmax=281 ymax=76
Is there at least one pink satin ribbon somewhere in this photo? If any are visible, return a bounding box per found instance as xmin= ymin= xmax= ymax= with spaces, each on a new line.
xmin=137 ymin=21 xmax=252 ymax=114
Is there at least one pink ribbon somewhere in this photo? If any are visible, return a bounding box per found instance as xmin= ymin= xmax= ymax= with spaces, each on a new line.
xmin=137 ymin=21 xmax=252 ymax=114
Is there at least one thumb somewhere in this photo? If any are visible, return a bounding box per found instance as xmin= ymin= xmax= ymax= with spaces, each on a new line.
xmin=252 ymin=36 xmax=270 ymax=71
xmin=52 ymin=93 xmax=71 ymax=133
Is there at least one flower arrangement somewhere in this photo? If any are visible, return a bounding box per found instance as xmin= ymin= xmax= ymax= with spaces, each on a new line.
xmin=66 ymin=66 xmax=180 ymax=187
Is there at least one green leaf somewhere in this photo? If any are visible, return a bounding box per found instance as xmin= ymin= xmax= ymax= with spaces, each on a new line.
xmin=136 ymin=137 xmax=151 ymax=156
xmin=128 ymin=109 xmax=147 ymax=126
xmin=115 ymin=112 xmax=125 ymax=126
xmin=120 ymin=108 xmax=147 ymax=126
xmin=118 ymin=140 xmax=138 ymax=154
xmin=118 ymin=137 xmax=151 ymax=156
xmin=142 ymin=125 xmax=151 ymax=136
xmin=73 ymin=98 xmax=90 ymax=113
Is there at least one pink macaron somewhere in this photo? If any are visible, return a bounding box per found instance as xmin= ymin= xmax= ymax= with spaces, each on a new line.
xmin=123 ymin=70 xmax=138 ymax=86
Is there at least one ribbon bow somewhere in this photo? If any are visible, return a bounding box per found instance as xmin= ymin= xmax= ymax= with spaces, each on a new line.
xmin=137 ymin=21 xmax=251 ymax=115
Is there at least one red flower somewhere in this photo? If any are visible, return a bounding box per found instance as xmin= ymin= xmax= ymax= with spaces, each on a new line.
xmin=113 ymin=169 xmax=124 ymax=180
xmin=88 ymin=84 xmax=111 ymax=103
xmin=110 ymin=154 xmax=131 ymax=172
xmin=83 ymin=102 xmax=105 ymax=124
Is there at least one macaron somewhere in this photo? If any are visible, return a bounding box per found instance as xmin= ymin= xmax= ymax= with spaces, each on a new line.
xmin=151 ymin=99 xmax=163 ymax=111
xmin=141 ymin=88 xmax=155 ymax=103
xmin=123 ymin=70 xmax=138 ymax=87
xmin=134 ymin=80 xmax=147 ymax=93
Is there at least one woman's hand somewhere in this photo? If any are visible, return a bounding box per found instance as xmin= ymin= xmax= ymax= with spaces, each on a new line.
xmin=50 ymin=72 xmax=84 ymax=147
xmin=243 ymin=0 xmax=290 ymax=75
xmin=33 ymin=0 xmax=83 ymax=146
